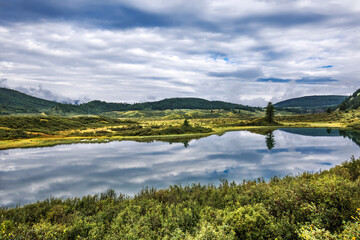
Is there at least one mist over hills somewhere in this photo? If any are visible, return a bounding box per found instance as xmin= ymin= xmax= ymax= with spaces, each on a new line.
xmin=0 ymin=87 xmax=259 ymax=115
xmin=1 ymin=86 xmax=358 ymax=116
xmin=0 ymin=87 xmax=59 ymax=114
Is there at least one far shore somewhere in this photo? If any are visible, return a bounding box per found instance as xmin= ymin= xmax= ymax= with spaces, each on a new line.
xmin=0 ymin=123 xmax=355 ymax=151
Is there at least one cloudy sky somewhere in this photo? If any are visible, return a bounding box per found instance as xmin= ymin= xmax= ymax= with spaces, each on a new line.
xmin=0 ymin=0 xmax=359 ymax=106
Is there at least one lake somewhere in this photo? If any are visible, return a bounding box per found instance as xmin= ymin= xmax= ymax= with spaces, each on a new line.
xmin=1 ymin=128 xmax=359 ymax=206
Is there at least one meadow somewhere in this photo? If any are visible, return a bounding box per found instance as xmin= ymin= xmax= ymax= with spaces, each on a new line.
xmin=1 ymin=108 xmax=360 ymax=239
xmin=0 ymin=108 xmax=359 ymax=150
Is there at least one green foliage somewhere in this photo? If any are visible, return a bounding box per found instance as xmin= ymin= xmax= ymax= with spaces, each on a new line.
xmin=0 ymin=116 xmax=130 ymax=139
xmin=0 ymin=116 xmax=214 ymax=142
xmin=0 ymin=129 xmax=32 ymax=140
xmin=0 ymin=87 xmax=58 ymax=115
xmin=104 ymin=109 xmax=261 ymax=120
xmin=1 ymin=158 xmax=360 ymax=239
xmin=183 ymin=119 xmax=190 ymax=127
xmin=245 ymin=117 xmax=281 ymax=126
xmin=298 ymin=208 xmax=360 ymax=239
xmin=50 ymin=98 xmax=261 ymax=115
xmin=0 ymin=87 xmax=260 ymax=115
xmin=265 ymin=102 xmax=275 ymax=123
xmin=339 ymin=88 xmax=360 ymax=111
xmin=276 ymin=112 xmax=341 ymax=123
xmin=275 ymin=95 xmax=347 ymax=109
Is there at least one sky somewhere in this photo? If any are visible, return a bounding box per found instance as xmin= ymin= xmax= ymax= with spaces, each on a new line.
xmin=0 ymin=0 xmax=359 ymax=106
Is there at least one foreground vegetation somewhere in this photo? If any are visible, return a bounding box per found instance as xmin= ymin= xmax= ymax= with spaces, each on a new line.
xmin=1 ymin=157 xmax=359 ymax=239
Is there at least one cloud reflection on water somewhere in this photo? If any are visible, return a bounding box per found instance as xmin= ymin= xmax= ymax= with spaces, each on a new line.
xmin=0 ymin=129 xmax=359 ymax=206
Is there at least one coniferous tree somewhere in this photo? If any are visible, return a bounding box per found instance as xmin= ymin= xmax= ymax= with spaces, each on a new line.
xmin=265 ymin=102 xmax=275 ymax=124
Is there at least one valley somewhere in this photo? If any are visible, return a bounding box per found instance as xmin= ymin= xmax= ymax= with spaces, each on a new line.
xmin=1 ymin=87 xmax=360 ymax=239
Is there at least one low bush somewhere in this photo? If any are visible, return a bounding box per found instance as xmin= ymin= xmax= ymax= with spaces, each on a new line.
xmin=1 ymin=158 xmax=359 ymax=239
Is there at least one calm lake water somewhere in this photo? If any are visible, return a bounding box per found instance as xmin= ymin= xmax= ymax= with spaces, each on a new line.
xmin=1 ymin=128 xmax=359 ymax=206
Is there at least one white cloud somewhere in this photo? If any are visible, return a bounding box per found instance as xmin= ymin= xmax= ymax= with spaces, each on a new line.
xmin=0 ymin=1 xmax=359 ymax=106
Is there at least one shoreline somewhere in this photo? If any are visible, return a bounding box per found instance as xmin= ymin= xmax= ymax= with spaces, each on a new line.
xmin=0 ymin=123 xmax=354 ymax=150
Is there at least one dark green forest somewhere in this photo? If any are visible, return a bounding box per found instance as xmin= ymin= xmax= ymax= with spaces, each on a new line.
xmin=52 ymin=98 xmax=260 ymax=115
xmin=274 ymin=95 xmax=347 ymax=108
xmin=339 ymin=88 xmax=360 ymax=111
xmin=274 ymin=95 xmax=347 ymax=113
xmin=1 ymin=86 xmax=358 ymax=116
xmin=1 ymin=158 xmax=359 ymax=239
xmin=0 ymin=87 xmax=58 ymax=114
xmin=0 ymin=87 xmax=259 ymax=115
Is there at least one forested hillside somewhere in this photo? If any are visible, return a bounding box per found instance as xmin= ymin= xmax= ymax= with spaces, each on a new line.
xmin=0 ymin=87 xmax=58 ymax=114
xmin=274 ymin=95 xmax=346 ymax=109
xmin=0 ymin=87 xmax=260 ymax=115
xmin=339 ymin=88 xmax=360 ymax=111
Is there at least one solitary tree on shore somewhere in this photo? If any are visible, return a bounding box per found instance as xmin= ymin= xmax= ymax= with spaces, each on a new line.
xmin=265 ymin=102 xmax=275 ymax=124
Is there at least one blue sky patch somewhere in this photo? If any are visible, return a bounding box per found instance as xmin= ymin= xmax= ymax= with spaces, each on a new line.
xmin=317 ymin=65 xmax=333 ymax=68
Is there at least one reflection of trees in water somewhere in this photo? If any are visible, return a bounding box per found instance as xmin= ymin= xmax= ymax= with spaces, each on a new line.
xmin=265 ymin=131 xmax=276 ymax=150
xmin=134 ymin=128 xmax=360 ymax=149
xmin=183 ymin=141 xmax=189 ymax=148
xmin=164 ymin=139 xmax=190 ymax=148
xmin=135 ymin=137 xmax=197 ymax=148
xmin=339 ymin=130 xmax=360 ymax=148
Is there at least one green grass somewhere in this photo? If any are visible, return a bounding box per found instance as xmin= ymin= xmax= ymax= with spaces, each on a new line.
xmin=102 ymin=108 xmax=263 ymax=119
xmin=2 ymin=109 xmax=360 ymax=150
xmin=1 ymin=157 xmax=359 ymax=239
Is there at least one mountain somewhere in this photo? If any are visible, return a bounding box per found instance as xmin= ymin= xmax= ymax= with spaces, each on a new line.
xmin=0 ymin=87 xmax=59 ymax=114
xmin=274 ymin=95 xmax=347 ymax=111
xmin=0 ymin=87 xmax=259 ymax=115
xmin=338 ymin=88 xmax=360 ymax=111
xmin=53 ymin=98 xmax=260 ymax=115
xmin=128 ymin=98 xmax=258 ymax=111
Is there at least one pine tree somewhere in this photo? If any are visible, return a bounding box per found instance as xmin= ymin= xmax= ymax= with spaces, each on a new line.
xmin=265 ymin=102 xmax=275 ymax=124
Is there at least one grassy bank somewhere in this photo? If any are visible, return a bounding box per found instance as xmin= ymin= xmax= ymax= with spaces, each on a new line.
xmin=0 ymin=111 xmax=359 ymax=150
xmin=0 ymin=126 xmax=280 ymax=150
xmin=1 ymin=158 xmax=359 ymax=239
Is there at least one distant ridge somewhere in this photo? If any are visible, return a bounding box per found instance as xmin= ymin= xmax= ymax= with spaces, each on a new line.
xmin=52 ymin=98 xmax=260 ymax=114
xmin=275 ymin=95 xmax=347 ymax=109
xmin=0 ymin=87 xmax=259 ymax=115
